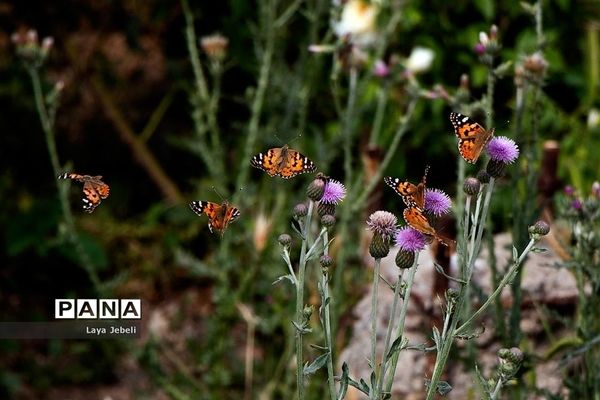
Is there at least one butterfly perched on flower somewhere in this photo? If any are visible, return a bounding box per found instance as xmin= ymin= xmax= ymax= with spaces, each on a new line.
xmin=57 ymin=173 xmax=110 ymax=213
xmin=449 ymin=112 xmax=495 ymax=164
xmin=403 ymin=206 xmax=449 ymax=246
xmin=251 ymin=144 xmax=316 ymax=179
xmin=384 ymin=166 xmax=430 ymax=209
xmin=189 ymin=200 xmax=240 ymax=236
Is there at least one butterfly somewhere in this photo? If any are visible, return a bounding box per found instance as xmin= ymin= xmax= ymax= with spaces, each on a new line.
xmin=384 ymin=166 xmax=430 ymax=209
xmin=189 ymin=200 xmax=240 ymax=235
xmin=250 ymin=144 xmax=316 ymax=178
xmin=403 ymin=206 xmax=449 ymax=246
xmin=57 ymin=173 xmax=110 ymax=213
xmin=449 ymin=112 xmax=495 ymax=164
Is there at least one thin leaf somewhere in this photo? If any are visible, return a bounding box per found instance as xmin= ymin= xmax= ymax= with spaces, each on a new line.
xmin=385 ymin=335 xmax=408 ymax=362
xmin=337 ymin=363 xmax=349 ymax=400
xmin=303 ymin=352 xmax=330 ymax=376
xmin=272 ymin=274 xmax=295 ymax=286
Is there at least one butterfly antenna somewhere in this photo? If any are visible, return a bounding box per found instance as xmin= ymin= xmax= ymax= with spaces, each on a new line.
xmin=211 ymin=186 xmax=226 ymax=202
xmin=423 ymin=165 xmax=430 ymax=184
xmin=288 ymin=133 xmax=303 ymax=145
xmin=273 ymin=133 xmax=285 ymax=146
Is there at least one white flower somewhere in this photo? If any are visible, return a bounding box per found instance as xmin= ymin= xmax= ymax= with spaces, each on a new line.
xmin=333 ymin=0 xmax=378 ymax=47
xmin=406 ymin=47 xmax=435 ymax=74
xmin=479 ymin=31 xmax=489 ymax=45
xmin=588 ymin=108 xmax=600 ymax=129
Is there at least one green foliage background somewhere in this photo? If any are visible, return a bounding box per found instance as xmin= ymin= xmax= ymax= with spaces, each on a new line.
xmin=0 ymin=0 xmax=598 ymax=398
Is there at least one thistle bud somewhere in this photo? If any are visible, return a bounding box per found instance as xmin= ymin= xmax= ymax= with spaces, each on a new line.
xmin=321 ymin=214 xmax=336 ymax=228
xmin=278 ymin=233 xmax=292 ymax=247
xmin=317 ymin=202 xmax=336 ymax=217
xmin=200 ymin=33 xmax=229 ymax=62
xmin=307 ymin=173 xmax=328 ymax=201
xmin=369 ymin=234 xmax=390 ymax=259
xmin=463 ymin=177 xmax=481 ymax=196
xmin=395 ymin=249 xmax=414 ymax=269
xmin=486 ymin=159 xmax=507 ymax=178
xmin=477 ymin=170 xmax=491 ymax=184
xmin=320 ymin=254 xmax=333 ymax=269
xmin=293 ymin=203 xmax=308 ymax=218
xmin=528 ymin=220 xmax=550 ymax=238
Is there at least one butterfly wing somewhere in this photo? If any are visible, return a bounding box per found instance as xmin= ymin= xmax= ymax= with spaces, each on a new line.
xmin=384 ymin=166 xmax=429 ymax=209
xmin=189 ymin=201 xmax=240 ymax=235
xmin=403 ymin=207 xmax=449 ymax=246
xmin=384 ymin=177 xmax=420 ymax=207
xmin=82 ymin=180 xmax=103 ymax=213
xmin=251 ymin=147 xmax=284 ymax=177
xmin=449 ymin=112 xmax=494 ymax=163
xmin=57 ymin=173 xmax=86 ymax=182
xmin=279 ymin=148 xmax=316 ymax=179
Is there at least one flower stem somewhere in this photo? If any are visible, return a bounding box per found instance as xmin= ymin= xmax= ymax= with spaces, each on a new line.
xmin=321 ymin=230 xmax=337 ymax=400
xmin=376 ymin=269 xmax=404 ymax=395
xmin=369 ymin=258 xmax=381 ymax=400
xmin=28 ymin=67 xmax=101 ymax=293
xmin=295 ymin=200 xmax=314 ymax=400
xmin=383 ymin=253 xmax=419 ymax=394
xmin=343 ymin=67 xmax=358 ymax=186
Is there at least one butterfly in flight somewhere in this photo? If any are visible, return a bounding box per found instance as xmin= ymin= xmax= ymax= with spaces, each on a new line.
xmin=251 ymin=144 xmax=316 ymax=179
xmin=403 ymin=206 xmax=450 ymax=247
xmin=449 ymin=112 xmax=495 ymax=164
xmin=189 ymin=200 xmax=240 ymax=236
xmin=58 ymin=173 xmax=110 ymax=213
xmin=384 ymin=166 xmax=430 ymax=209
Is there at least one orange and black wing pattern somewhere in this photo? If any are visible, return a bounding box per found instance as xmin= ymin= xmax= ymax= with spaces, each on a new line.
xmin=189 ymin=200 xmax=240 ymax=235
xmin=58 ymin=173 xmax=110 ymax=213
xmin=403 ymin=206 xmax=449 ymax=246
xmin=449 ymin=112 xmax=494 ymax=164
xmin=384 ymin=166 xmax=429 ymax=209
xmin=251 ymin=145 xmax=316 ymax=179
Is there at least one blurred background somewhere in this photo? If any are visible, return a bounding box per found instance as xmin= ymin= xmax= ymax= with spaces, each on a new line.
xmin=0 ymin=0 xmax=599 ymax=398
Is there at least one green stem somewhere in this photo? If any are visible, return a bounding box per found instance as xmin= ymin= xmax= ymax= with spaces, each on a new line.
xmin=321 ymin=231 xmax=337 ymax=400
xmin=383 ymin=254 xmax=419 ymax=393
xmin=426 ymin=179 xmax=496 ymax=400
xmin=295 ymin=200 xmax=314 ymax=400
xmin=28 ymin=68 xmax=101 ymax=293
xmin=369 ymin=258 xmax=381 ymax=400
xmin=377 ymin=269 xmax=404 ymax=396
xmin=490 ymin=378 xmax=503 ymax=399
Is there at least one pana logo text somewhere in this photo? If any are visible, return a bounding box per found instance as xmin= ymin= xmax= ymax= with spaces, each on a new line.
xmin=55 ymin=299 xmax=142 ymax=319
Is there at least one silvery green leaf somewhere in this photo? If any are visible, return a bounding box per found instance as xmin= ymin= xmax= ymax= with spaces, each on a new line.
xmin=475 ymin=365 xmax=491 ymax=394
xmin=385 ymin=335 xmax=408 ymax=362
xmin=530 ymin=247 xmax=547 ymax=253
xmin=272 ymin=274 xmax=295 ymax=286
xmin=337 ymin=363 xmax=349 ymax=400
xmin=512 ymin=246 xmax=518 ymax=262
xmin=432 ymin=326 xmax=442 ymax=351
xmin=303 ymin=352 xmax=330 ymax=376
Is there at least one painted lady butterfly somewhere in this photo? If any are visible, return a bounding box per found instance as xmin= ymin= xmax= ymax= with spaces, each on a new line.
xmin=58 ymin=173 xmax=110 ymax=213
xmin=403 ymin=206 xmax=449 ymax=247
xmin=189 ymin=200 xmax=240 ymax=235
xmin=250 ymin=145 xmax=316 ymax=178
xmin=384 ymin=166 xmax=430 ymax=209
xmin=450 ymin=112 xmax=494 ymax=164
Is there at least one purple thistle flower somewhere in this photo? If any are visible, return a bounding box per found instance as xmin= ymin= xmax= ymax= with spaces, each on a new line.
xmin=424 ymin=189 xmax=452 ymax=216
xmin=571 ymin=199 xmax=583 ymax=210
xmin=474 ymin=42 xmax=486 ymax=55
xmin=564 ymin=185 xmax=574 ymax=196
xmin=487 ymin=136 xmax=519 ymax=164
xmin=366 ymin=211 xmax=398 ymax=241
xmin=321 ymin=179 xmax=346 ymax=204
xmin=395 ymin=227 xmax=427 ymax=252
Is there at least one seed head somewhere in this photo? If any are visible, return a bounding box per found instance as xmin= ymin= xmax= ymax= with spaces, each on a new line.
xmin=463 ymin=177 xmax=481 ymax=196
